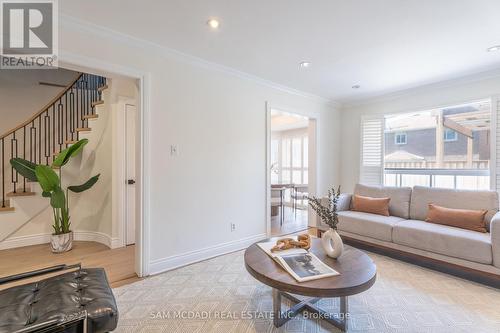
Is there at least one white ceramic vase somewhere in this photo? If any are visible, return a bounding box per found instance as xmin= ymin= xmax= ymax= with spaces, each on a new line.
xmin=51 ymin=231 xmax=73 ymax=253
xmin=321 ymin=228 xmax=344 ymax=259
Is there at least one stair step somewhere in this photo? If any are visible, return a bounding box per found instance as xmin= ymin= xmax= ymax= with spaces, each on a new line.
xmin=97 ymin=85 xmax=108 ymax=92
xmin=76 ymin=127 xmax=91 ymax=132
xmin=65 ymin=140 xmax=77 ymax=145
xmin=91 ymin=100 xmax=104 ymax=107
xmin=7 ymin=190 xmax=35 ymax=197
xmin=83 ymin=114 xmax=99 ymax=120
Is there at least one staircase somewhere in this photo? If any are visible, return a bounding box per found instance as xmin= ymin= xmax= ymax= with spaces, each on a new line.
xmin=0 ymin=73 xmax=107 ymax=242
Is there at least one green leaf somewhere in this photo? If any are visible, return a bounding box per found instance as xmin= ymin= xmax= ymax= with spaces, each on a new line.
xmin=42 ymin=191 xmax=51 ymax=198
xmin=50 ymin=187 xmax=66 ymax=208
xmin=68 ymin=174 xmax=100 ymax=193
xmin=10 ymin=158 xmax=38 ymax=182
xmin=52 ymin=138 xmax=88 ymax=167
xmin=35 ymin=165 xmax=60 ymax=192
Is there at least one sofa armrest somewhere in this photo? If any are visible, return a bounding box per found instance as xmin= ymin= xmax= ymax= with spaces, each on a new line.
xmin=491 ymin=212 xmax=500 ymax=268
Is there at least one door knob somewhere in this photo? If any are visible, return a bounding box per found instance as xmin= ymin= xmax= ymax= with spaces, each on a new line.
xmin=127 ymin=179 xmax=136 ymax=185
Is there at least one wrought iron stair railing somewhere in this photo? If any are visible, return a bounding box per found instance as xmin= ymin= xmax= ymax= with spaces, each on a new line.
xmin=0 ymin=73 xmax=107 ymax=210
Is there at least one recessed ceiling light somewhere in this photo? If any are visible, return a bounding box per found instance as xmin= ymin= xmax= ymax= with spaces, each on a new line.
xmin=352 ymin=85 xmax=361 ymax=89
xmin=207 ymin=18 xmax=220 ymax=29
xmin=299 ymin=62 xmax=311 ymax=68
xmin=487 ymin=45 xmax=500 ymax=52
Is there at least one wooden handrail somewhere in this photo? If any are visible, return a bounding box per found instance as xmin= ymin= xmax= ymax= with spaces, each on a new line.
xmin=0 ymin=73 xmax=83 ymax=140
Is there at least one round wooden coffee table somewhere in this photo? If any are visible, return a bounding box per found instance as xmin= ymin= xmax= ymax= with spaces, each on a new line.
xmin=244 ymin=237 xmax=376 ymax=332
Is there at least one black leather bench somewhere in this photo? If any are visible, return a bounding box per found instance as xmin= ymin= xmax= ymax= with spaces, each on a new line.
xmin=0 ymin=265 xmax=118 ymax=333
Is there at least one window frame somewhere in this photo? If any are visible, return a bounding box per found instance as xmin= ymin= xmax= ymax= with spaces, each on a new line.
xmin=443 ymin=128 xmax=458 ymax=142
xmin=394 ymin=132 xmax=407 ymax=145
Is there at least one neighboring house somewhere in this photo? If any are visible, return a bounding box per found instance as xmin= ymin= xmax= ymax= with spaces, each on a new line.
xmin=384 ymin=104 xmax=491 ymax=169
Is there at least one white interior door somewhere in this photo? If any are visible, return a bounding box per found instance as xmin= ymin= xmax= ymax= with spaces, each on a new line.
xmin=125 ymin=104 xmax=137 ymax=245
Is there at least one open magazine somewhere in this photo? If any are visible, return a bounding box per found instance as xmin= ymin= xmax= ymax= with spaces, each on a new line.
xmin=257 ymin=239 xmax=339 ymax=282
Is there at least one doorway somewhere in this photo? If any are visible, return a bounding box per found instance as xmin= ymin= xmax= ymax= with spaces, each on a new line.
xmin=267 ymin=106 xmax=317 ymax=237
xmin=60 ymin=59 xmax=146 ymax=279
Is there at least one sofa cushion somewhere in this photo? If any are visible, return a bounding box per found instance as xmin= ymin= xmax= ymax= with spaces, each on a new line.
xmin=393 ymin=219 xmax=493 ymax=264
xmin=354 ymin=184 xmax=412 ymax=219
xmin=338 ymin=210 xmax=405 ymax=242
xmin=410 ymin=186 xmax=499 ymax=230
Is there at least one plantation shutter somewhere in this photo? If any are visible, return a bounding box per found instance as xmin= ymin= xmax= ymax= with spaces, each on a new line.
xmin=495 ymin=97 xmax=500 ymax=192
xmin=360 ymin=116 xmax=384 ymax=186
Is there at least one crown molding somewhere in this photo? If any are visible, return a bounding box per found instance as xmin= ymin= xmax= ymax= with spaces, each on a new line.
xmin=341 ymin=67 xmax=500 ymax=109
xmin=60 ymin=14 xmax=340 ymax=109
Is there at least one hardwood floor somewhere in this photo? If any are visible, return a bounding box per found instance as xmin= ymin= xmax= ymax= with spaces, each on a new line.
xmin=0 ymin=220 xmax=314 ymax=292
xmin=0 ymin=241 xmax=138 ymax=290
xmin=271 ymin=206 xmax=308 ymax=236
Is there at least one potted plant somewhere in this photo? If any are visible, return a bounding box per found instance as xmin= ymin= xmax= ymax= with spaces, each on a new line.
xmin=308 ymin=186 xmax=344 ymax=258
xmin=10 ymin=139 xmax=99 ymax=253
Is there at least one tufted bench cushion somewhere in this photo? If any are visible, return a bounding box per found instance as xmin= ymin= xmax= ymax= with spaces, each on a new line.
xmin=0 ymin=268 xmax=118 ymax=333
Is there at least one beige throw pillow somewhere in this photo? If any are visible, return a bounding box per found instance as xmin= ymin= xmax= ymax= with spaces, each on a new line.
xmin=351 ymin=195 xmax=391 ymax=216
xmin=425 ymin=204 xmax=487 ymax=233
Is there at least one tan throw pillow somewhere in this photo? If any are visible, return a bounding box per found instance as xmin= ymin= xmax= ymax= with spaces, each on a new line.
xmin=351 ymin=195 xmax=390 ymax=216
xmin=425 ymin=204 xmax=487 ymax=233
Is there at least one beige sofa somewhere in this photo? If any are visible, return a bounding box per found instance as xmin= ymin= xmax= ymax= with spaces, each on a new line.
xmin=329 ymin=184 xmax=500 ymax=283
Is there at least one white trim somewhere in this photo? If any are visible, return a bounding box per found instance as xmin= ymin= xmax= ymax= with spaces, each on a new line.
xmin=0 ymin=231 xmax=116 ymax=250
xmin=149 ymin=233 xmax=267 ymax=275
xmin=265 ymin=103 xmax=272 ymax=237
xmin=60 ymin=14 xmax=336 ymax=108
xmin=110 ymin=237 xmax=122 ymax=249
xmin=493 ymin=95 xmax=500 ymax=191
xmin=58 ymin=52 xmax=152 ymax=278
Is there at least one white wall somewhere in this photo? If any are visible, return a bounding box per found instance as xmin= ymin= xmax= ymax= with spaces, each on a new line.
xmin=58 ymin=18 xmax=340 ymax=273
xmin=0 ymin=68 xmax=78 ymax=134
xmin=340 ymin=71 xmax=500 ymax=193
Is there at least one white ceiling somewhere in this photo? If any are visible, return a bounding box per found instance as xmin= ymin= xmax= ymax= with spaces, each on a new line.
xmin=60 ymin=0 xmax=500 ymax=103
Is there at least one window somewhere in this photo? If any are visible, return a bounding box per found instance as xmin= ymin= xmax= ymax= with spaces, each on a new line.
xmin=394 ymin=132 xmax=407 ymax=145
xmin=270 ymin=139 xmax=280 ymax=183
xmin=444 ymin=129 xmax=457 ymax=142
xmin=272 ymin=131 xmax=309 ymax=185
xmin=375 ymin=100 xmax=492 ymax=191
xmin=282 ymin=134 xmax=308 ymax=184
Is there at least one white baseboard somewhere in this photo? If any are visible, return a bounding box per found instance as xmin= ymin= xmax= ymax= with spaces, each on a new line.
xmin=149 ymin=233 xmax=267 ymax=275
xmin=0 ymin=230 xmax=115 ymax=250
xmin=110 ymin=237 xmax=122 ymax=249
xmin=0 ymin=233 xmax=52 ymax=250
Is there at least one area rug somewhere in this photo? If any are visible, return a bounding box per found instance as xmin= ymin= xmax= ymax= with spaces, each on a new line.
xmin=112 ymin=250 xmax=500 ymax=332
